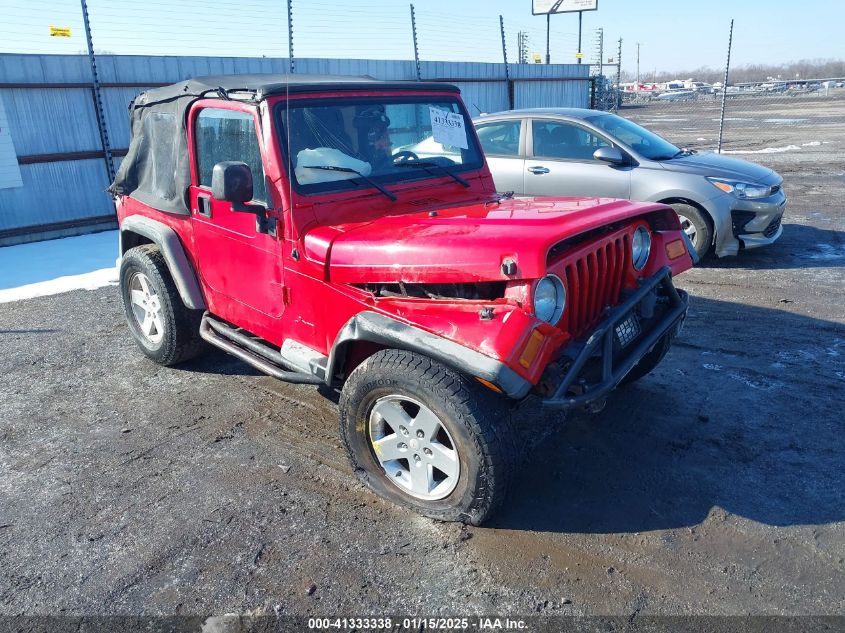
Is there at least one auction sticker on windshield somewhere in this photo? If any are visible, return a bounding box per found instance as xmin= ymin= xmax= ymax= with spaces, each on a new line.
xmin=429 ymin=106 xmax=468 ymax=149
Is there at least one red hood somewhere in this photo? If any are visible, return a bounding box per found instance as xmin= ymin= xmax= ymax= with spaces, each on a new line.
xmin=302 ymin=196 xmax=677 ymax=283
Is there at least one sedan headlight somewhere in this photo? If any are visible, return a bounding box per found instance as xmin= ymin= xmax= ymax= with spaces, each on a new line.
xmin=631 ymin=225 xmax=651 ymax=270
xmin=534 ymin=275 xmax=566 ymax=325
xmin=707 ymin=177 xmax=772 ymax=199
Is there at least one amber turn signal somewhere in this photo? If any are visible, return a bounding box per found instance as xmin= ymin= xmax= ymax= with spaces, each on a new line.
xmin=475 ymin=377 xmax=503 ymax=393
xmin=519 ymin=329 xmax=545 ymax=369
xmin=665 ymin=238 xmax=687 ymax=260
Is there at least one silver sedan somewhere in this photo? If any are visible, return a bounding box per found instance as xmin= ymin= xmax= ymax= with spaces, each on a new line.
xmin=473 ymin=108 xmax=787 ymax=258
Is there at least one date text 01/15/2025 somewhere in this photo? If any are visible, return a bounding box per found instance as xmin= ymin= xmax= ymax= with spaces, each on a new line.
xmin=307 ymin=616 xmax=528 ymax=630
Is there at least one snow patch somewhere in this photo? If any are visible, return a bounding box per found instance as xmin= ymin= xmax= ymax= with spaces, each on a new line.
xmin=0 ymin=230 xmax=119 ymax=303
xmin=763 ymin=118 xmax=808 ymax=124
xmin=722 ymin=145 xmax=801 ymax=155
xmin=801 ymin=141 xmax=821 ymax=147
xmin=0 ymin=268 xmax=118 ymax=303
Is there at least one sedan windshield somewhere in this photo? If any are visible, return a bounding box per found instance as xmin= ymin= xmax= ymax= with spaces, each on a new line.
xmin=584 ymin=113 xmax=681 ymax=161
xmin=277 ymin=96 xmax=484 ymax=195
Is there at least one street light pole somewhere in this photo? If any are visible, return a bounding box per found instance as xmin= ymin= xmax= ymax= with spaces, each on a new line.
xmin=577 ymin=11 xmax=583 ymax=64
xmin=546 ymin=13 xmax=551 ymax=64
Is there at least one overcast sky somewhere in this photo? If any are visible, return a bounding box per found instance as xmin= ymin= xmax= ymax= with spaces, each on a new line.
xmin=4 ymin=0 xmax=842 ymax=75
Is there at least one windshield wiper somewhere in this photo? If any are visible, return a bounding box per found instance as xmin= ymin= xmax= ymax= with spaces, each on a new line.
xmin=394 ymin=161 xmax=470 ymax=188
xmin=301 ymin=165 xmax=397 ymax=201
xmin=672 ymin=147 xmax=698 ymax=158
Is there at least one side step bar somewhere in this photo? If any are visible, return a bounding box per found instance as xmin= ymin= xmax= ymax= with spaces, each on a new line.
xmin=199 ymin=313 xmax=324 ymax=385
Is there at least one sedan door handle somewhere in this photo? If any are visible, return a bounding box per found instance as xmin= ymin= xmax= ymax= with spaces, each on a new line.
xmin=527 ymin=166 xmax=550 ymax=174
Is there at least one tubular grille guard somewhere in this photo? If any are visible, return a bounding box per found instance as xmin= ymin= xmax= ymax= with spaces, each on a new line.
xmin=542 ymin=267 xmax=689 ymax=409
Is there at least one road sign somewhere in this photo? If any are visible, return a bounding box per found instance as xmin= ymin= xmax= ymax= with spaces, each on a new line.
xmin=532 ymin=0 xmax=598 ymax=15
xmin=575 ymin=52 xmax=585 ymax=59
xmin=49 ymin=26 xmax=72 ymax=37
xmin=532 ymin=53 xmax=542 ymax=64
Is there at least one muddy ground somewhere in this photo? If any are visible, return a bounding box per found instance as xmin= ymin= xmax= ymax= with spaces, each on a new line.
xmin=1 ymin=102 xmax=844 ymax=622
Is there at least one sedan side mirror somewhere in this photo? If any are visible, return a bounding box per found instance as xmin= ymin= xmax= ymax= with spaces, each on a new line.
xmin=211 ymin=161 xmax=254 ymax=206
xmin=593 ymin=146 xmax=627 ymax=166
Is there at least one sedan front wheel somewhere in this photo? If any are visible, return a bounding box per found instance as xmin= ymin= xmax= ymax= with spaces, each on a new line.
xmin=672 ymin=202 xmax=712 ymax=259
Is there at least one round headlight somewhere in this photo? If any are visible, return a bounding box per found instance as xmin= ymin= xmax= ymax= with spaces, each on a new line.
xmin=534 ymin=275 xmax=566 ymax=325
xmin=631 ymin=226 xmax=651 ymax=271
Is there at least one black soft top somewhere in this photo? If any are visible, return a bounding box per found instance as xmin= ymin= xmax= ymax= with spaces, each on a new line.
xmin=144 ymin=74 xmax=459 ymax=102
xmin=111 ymin=74 xmax=459 ymax=215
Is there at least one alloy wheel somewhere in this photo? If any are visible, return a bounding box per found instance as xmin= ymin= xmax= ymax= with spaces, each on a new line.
xmin=677 ymin=213 xmax=698 ymax=247
xmin=368 ymin=395 xmax=460 ymax=500
xmin=128 ymin=272 xmax=164 ymax=344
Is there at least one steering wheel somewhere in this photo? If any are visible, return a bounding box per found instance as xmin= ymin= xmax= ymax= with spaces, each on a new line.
xmin=392 ymin=150 xmax=420 ymax=164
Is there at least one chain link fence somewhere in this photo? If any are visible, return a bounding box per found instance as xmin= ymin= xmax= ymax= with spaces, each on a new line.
xmin=618 ymin=83 xmax=845 ymax=214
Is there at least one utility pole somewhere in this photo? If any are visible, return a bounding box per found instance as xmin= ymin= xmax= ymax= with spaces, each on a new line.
xmin=546 ymin=13 xmax=551 ymax=64
xmin=591 ymin=28 xmax=603 ymax=76
xmin=616 ymin=38 xmax=623 ymax=86
xmin=410 ymin=4 xmax=421 ymax=81
xmin=615 ymin=37 xmax=623 ymax=111
xmin=636 ymin=42 xmax=640 ymax=85
xmin=517 ymin=31 xmax=529 ymax=64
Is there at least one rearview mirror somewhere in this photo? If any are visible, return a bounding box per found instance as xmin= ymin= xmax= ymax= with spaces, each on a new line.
xmin=593 ymin=146 xmax=627 ymax=165
xmin=211 ymin=161 xmax=253 ymax=205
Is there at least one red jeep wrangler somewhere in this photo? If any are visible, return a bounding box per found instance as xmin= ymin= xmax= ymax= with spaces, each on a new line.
xmin=112 ymin=74 xmax=692 ymax=524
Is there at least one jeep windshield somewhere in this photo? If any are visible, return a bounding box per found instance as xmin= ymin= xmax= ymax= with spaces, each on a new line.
xmin=277 ymin=96 xmax=484 ymax=196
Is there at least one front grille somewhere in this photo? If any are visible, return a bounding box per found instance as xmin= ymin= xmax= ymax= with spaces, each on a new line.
xmin=554 ymin=231 xmax=631 ymax=338
xmin=763 ymin=215 xmax=782 ymax=238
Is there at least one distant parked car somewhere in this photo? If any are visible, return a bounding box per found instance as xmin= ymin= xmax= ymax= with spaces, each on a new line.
xmin=473 ymin=108 xmax=786 ymax=258
xmin=654 ymin=89 xmax=697 ymax=102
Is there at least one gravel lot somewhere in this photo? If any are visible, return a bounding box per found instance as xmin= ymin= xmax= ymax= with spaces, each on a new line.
xmin=1 ymin=99 xmax=843 ymax=623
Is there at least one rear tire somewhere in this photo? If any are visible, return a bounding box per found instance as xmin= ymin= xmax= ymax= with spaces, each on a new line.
xmin=119 ymin=244 xmax=205 ymax=366
xmin=671 ymin=202 xmax=712 ymax=259
xmin=339 ymin=349 xmax=515 ymax=525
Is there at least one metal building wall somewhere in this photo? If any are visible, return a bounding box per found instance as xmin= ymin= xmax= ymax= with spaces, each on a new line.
xmin=0 ymin=53 xmax=589 ymax=244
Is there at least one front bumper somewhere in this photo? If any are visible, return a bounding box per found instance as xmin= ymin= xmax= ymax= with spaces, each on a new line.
xmin=711 ymin=188 xmax=787 ymax=257
xmin=541 ymin=267 xmax=689 ymax=409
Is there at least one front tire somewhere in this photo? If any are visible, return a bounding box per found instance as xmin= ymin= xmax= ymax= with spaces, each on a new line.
xmin=671 ymin=202 xmax=712 ymax=259
xmin=119 ymin=244 xmax=205 ymax=366
xmin=339 ymin=349 xmax=515 ymax=525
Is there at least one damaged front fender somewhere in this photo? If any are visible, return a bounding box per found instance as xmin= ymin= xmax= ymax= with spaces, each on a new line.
xmin=326 ymin=311 xmax=532 ymax=399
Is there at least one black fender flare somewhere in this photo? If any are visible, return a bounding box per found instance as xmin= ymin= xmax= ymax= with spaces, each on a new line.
xmin=119 ymin=215 xmax=206 ymax=310
xmin=326 ymin=311 xmax=531 ymax=400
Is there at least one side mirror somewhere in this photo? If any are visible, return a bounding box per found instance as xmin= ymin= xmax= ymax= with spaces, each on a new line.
xmin=210 ymin=161 xmax=275 ymax=236
xmin=211 ymin=161 xmax=253 ymax=206
xmin=593 ymin=146 xmax=627 ymax=165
